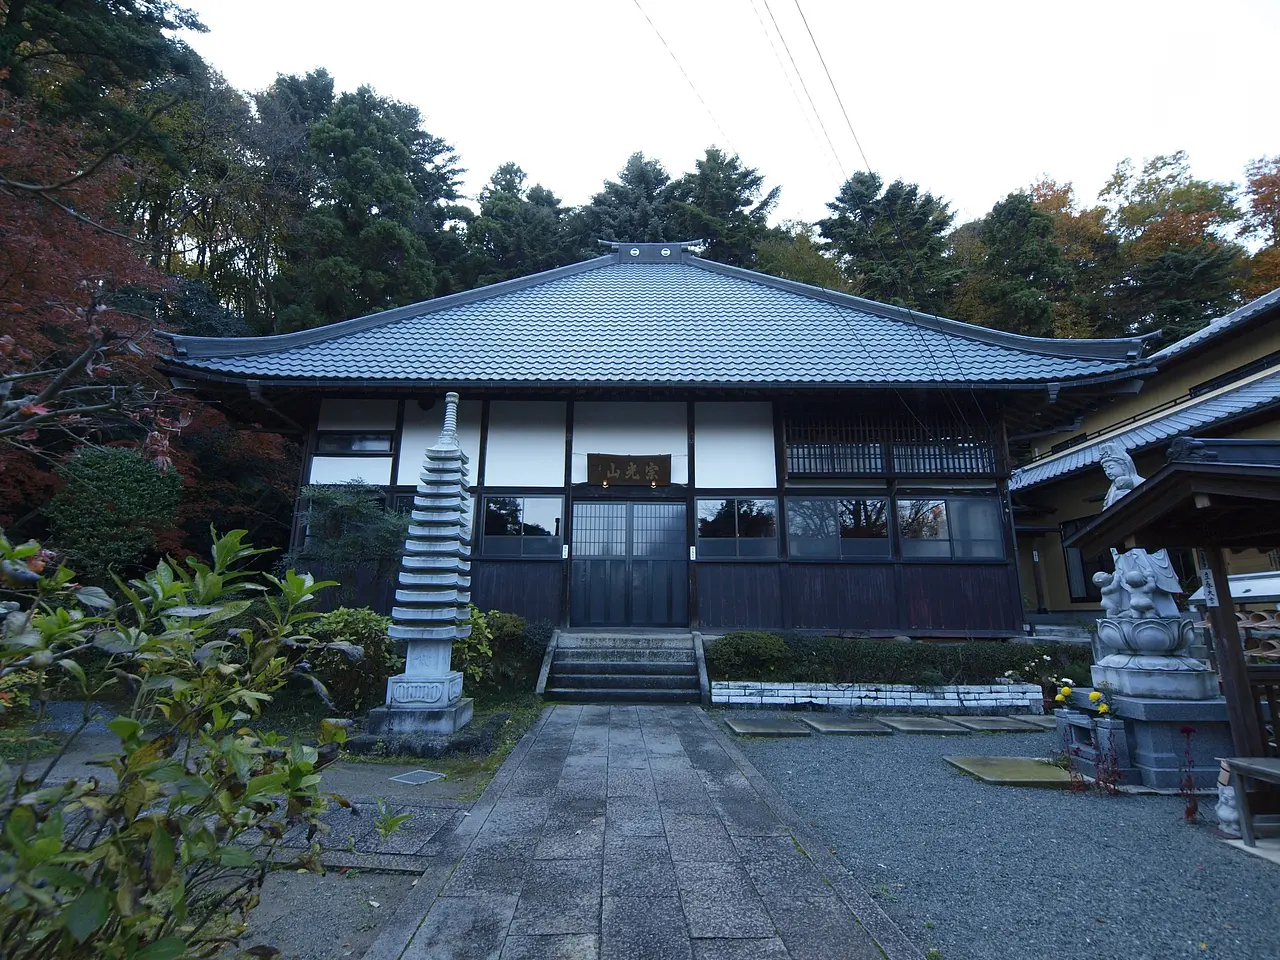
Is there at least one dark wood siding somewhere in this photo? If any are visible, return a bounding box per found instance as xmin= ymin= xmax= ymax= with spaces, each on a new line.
xmin=696 ymin=564 xmax=783 ymax=629
xmin=783 ymin=564 xmax=898 ymax=631
xmin=899 ymin=563 xmax=1022 ymax=633
xmin=472 ymin=560 xmax=563 ymax=624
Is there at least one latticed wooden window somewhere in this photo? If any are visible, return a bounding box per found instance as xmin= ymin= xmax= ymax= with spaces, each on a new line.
xmin=782 ymin=406 xmax=1000 ymax=477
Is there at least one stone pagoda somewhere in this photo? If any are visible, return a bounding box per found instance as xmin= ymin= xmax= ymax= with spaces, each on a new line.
xmin=367 ymin=392 xmax=473 ymax=735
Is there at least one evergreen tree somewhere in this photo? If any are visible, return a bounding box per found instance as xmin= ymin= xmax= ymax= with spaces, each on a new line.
xmin=574 ymin=152 xmax=678 ymax=244
xmin=753 ymin=222 xmax=853 ymax=292
xmin=271 ymin=85 xmax=462 ymax=330
xmin=467 ymin=162 xmax=583 ymax=284
xmin=818 ymin=171 xmax=957 ymax=312
xmin=666 ymin=147 xmax=779 ymax=266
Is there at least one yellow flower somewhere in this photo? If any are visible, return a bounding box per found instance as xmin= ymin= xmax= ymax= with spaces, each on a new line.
xmin=1054 ymin=694 xmax=1066 ymax=702
xmin=1097 ymin=703 xmax=1110 ymax=714
xmin=1060 ymin=686 xmax=1072 ymax=697
xmin=1089 ymin=691 xmax=1103 ymax=702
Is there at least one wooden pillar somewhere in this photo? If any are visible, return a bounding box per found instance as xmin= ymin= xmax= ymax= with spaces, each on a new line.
xmin=1031 ymin=538 xmax=1049 ymax=613
xmin=560 ymin=401 xmax=574 ymax=628
xmin=1202 ymin=546 xmax=1266 ymax=757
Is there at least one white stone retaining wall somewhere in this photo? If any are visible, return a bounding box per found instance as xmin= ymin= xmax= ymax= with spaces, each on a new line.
xmin=711 ymin=681 xmax=1044 ymax=714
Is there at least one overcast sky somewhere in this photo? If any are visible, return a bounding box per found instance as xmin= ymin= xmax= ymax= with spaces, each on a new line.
xmin=180 ymin=0 xmax=1278 ymax=228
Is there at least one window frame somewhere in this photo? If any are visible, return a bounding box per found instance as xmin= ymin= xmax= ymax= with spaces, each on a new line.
xmin=894 ymin=491 xmax=1007 ymax=562
xmin=695 ymin=496 xmax=780 ymax=561
xmin=784 ymin=494 xmax=892 ymax=562
xmin=479 ymin=494 xmax=565 ymax=560
xmin=314 ymin=430 xmax=396 ymax=456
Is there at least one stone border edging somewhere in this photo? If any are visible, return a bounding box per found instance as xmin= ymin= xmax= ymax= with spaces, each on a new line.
xmin=692 ymin=631 xmax=711 ymax=706
xmin=359 ymin=705 xmax=556 ymax=960
xmin=693 ymin=707 xmax=925 ymax=960
xmin=712 ymin=680 xmax=1043 ymax=714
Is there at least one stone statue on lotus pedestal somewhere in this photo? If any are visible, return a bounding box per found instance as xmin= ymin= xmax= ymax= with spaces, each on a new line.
xmin=1089 ymin=442 xmax=1218 ymax=700
xmin=366 ymin=391 xmax=474 ymax=735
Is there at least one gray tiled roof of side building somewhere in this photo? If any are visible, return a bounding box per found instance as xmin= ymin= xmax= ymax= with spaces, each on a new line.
xmin=1148 ymin=287 xmax=1280 ymax=363
xmin=164 ymin=252 xmax=1151 ymax=387
xmin=1010 ymin=367 xmax=1280 ymax=491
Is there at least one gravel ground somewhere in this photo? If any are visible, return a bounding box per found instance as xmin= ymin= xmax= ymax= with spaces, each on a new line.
xmin=727 ymin=712 xmax=1280 ymax=960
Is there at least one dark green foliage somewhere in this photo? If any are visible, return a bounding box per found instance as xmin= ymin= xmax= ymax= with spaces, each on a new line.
xmin=705 ymin=632 xmax=1092 ymax=687
xmin=818 ymin=171 xmax=958 ymax=312
xmin=467 ymin=163 xmax=584 ymax=284
xmin=667 ymin=147 xmax=780 ymax=266
xmin=0 ymin=1 xmax=206 ymax=129
xmin=574 ymin=151 xmax=679 ymax=244
xmin=271 ymin=85 xmax=462 ymax=330
xmin=1109 ymin=242 xmax=1244 ymax=343
xmin=953 ymin=192 xmax=1071 ymax=337
xmin=284 ymin=484 xmax=409 ymax=608
xmin=309 ymin=606 xmax=399 ymax=714
xmin=43 ymin=447 xmax=182 ymax=582
xmin=703 ymin=630 xmax=793 ymax=677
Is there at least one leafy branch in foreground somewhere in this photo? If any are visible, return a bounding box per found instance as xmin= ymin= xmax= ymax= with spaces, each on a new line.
xmin=0 ymin=526 xmax=363 ymax=959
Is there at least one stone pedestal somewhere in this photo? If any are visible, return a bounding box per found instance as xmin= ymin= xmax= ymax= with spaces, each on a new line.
xmin=1093 ymin=616 xmax=1218 ymax=700
xmin=366 ymin=699 xmax=474 ymax=736
xmin=1055 ymin=696 xmax=1233 ymax=790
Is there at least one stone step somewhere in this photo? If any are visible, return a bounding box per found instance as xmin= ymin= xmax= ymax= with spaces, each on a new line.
xmin=550 ymin=673 xmax=699 ymax=691
xmin=554 ymin=648 xmax=696 ymax=663
xmin=556 ymin=635 xmax=694 ymax=650
xmin=543 ymin=687 xmax=700 ymax=704
xmin=552 ymin=659 xmax=698 ymax=677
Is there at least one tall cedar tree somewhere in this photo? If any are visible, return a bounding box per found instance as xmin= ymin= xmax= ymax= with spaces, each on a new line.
xmin=574 ymin=152 xmax=678 ymax=244
xmin=271 ymin=85 xmax=463 ymax=330
xmin=666 ymin=147 xmax=779 ymax=266
xmin=467 ymin=163 xmax=583 ymax=284
xmin=818 ymin=171 xmax=957 ymax=313
xmin=947 ymin=192 xmax=1070 ymax=338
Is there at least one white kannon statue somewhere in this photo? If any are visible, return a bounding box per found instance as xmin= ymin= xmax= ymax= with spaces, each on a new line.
xmin=1092 ymin=442 xmax=1183 ymax=619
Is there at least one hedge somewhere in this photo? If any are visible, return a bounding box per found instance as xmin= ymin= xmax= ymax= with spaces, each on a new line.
xmin=704 ymin=631 xmax=1093 ymax=688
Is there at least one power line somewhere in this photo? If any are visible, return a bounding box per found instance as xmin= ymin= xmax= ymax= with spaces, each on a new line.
xmin=759 ymin=0 xmax=846 ymax=179
xmin=791 ymin=0 xmax=993 ymax=438
xmin=630 ymin=0 xmax=737 ymax=155
xmin=747 ymin=0 xmax=842 ymax=182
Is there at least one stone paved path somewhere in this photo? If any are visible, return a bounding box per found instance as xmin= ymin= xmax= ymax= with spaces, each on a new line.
xmin=372 ymin=704 xmax=914 ymax=960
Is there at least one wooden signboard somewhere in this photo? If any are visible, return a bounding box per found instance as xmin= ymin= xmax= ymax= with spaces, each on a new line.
xmin=587 ymin=453 xmax=672 ymax=486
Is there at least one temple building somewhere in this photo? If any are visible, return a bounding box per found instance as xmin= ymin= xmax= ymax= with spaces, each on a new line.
xmin=1010 ymin=288 xmax=1280 ymax=617
xmin=162 ymin=241 xmax=1155 ymax=636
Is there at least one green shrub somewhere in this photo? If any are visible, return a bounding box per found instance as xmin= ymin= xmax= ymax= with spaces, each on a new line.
xmin=0 ymin=526 xmax=360 ymax=959
xmin=704 ymin=630 xmax=793 ymax=678
xmin=452 ymin=605 xmax=495 ymax=685
xmin=705 ymin=632 xmax=1093 ymax=687
xmin=310 ymin=606 xmax=399 ymax=714
xmin=479 ymin=611 xmax=552 ymax=695
xmin=43 ymin=446 xmax=182 ymax=582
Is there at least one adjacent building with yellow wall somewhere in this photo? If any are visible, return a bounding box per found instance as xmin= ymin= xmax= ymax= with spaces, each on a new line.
xmin=1011 ymin=288 xmax=1280 ymax=621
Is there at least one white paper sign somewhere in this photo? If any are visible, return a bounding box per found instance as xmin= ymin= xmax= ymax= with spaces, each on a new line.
xmin=1197 ymin=548 xmax=1219 ymax=608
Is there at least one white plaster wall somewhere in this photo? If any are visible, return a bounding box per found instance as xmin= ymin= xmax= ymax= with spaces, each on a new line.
xmin=309 ymin=456 xmax=393 ymax=485
xmin=485 ymin=401 xmax=566 ymax=487
xmin=317 ymin=399 xmax=398 ymax=431
xmin=397 ymin=398 xmax=482 ymax=486
xmin=694 ymin=402 xmax=776 ymax=489
xmin=571 ymin=401 xmax=689 ymax=484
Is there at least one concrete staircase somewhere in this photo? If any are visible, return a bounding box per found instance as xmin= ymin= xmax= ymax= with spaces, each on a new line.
xmin=542 ymin=631 xmax=702 ymax=704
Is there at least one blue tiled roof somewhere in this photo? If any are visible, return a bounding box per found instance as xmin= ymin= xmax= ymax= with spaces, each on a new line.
xmin=1149 ymin=287 xmax=1280 ymax=364
xmin=166 ymin=250 xmax=1149 ymax=387
xmin=1010 ymin=368 xmax=1280 ymax=491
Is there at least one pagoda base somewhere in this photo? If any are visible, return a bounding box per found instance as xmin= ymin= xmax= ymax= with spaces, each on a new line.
xmin=366 ymin=699 xmax=474 ymax=736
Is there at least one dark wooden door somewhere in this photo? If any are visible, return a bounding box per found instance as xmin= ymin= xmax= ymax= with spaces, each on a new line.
xmin=571 ymin=501 xmax=688 ymax=627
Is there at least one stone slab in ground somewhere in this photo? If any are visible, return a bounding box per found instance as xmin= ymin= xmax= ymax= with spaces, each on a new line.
xmin=944 ymin=755 xmax=1073 ymax=787
xmin=724 ymin=717 xmax=811 ymax=738
xmin=799 ymin=716 xmax=891 ymax=735
xmin=1009 ymin=715 xmax=1056 ymax=731
xmin=942 ymin=715 xmax=1041 ymax=732
xmin=876 ymin=716 xmax=967 ymax=734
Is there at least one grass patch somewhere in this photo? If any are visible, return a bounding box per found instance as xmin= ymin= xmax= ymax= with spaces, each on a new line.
xmin=0 ymin=730 xmax=61 ymax=762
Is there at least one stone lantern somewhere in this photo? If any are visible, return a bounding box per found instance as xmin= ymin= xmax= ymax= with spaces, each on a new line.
xmin=367 ymin=391 xmax=473 ymax=735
